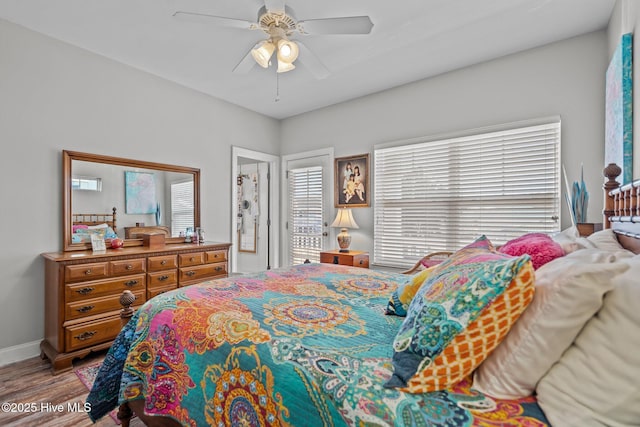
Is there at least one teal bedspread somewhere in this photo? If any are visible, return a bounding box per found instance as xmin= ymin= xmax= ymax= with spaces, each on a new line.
xmin=87 ymin=263 xmax=548 ymax=426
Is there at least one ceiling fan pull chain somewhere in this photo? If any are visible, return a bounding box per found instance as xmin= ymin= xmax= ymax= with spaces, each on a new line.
xmin=275 ymin=72 xmax=280 ymax=102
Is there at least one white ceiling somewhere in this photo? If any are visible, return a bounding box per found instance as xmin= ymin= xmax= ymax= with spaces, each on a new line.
xmin=0 ymin=0 xmax=615 ymax=119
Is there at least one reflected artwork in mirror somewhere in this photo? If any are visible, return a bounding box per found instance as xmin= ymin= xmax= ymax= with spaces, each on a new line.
xmin=63 ymin=150 xmax=200 ymax=251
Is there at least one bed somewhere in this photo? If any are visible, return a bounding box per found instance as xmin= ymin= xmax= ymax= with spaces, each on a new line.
xmin=71 ymin=207 xmax=119 ymax=243
xmin=86 ymin=164 xmax=640 ymax=426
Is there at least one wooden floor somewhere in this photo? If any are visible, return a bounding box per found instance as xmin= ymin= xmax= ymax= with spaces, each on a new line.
xmin=0 ymin=352 xmax=145 ymax=427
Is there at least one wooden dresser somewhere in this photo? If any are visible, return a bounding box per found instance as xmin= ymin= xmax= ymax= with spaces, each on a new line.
xmin=41 ymin=241 xmax=231 ymax=374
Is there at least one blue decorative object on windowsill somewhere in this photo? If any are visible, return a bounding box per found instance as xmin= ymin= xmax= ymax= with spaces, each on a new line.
xmin=571 ymin=164 xmax=589 ymax=224
xmin=155 ymin=202 xmax=161 ymax=226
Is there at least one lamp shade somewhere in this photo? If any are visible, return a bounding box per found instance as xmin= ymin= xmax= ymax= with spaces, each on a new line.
xmin=331 ymin=208 xmax=359 ymax=229
xmin=251 ymin=40 xmax=276 ymax=68
xmin=276 ymin=60 xmax=296 ymax=73
xmin=277 ymin=39 xmax=299 ymax=63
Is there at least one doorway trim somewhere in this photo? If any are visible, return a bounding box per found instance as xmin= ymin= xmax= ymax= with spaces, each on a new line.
xmin=231 ymin=146 xmax=280 ymax=273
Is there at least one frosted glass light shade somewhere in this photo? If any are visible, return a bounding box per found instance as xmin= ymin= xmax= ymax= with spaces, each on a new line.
xmin=277 ymin=60 xmax=296 ymax=73
xmin=277 ymin=39 xmax=299 ymax=63
xmin=251 ymin=41 xmax=276 ymax=68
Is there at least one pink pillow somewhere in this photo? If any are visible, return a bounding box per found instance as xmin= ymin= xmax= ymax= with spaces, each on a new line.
xmin=499 ymin=233 xmax=565 ymax=269
xmin=72 ymin=224 xmax=89 ymax=233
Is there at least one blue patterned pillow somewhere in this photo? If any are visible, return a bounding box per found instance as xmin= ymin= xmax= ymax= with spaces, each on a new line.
xmin=385 ymin=235 xmax=530 ymax=388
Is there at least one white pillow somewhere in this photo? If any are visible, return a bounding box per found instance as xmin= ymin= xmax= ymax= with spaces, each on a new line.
xmin=586 ymin=228 xmax=625 ymax=251
xmin=472 ymin=249 xmax=632 ymax=399
xmin=537 ymin=255 xmax=640 ymax=427
xmin=550 ymin=226 xmax=592 ymax=253
xmin=87 ymin=223 xmax=109 ymax=229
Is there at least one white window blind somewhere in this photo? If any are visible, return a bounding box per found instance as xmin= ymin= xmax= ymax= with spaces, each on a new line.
xmin=288 ymin=166 xmax=324 ymax=265
xmin=171 ymin=181 xmax=194 ymax=237
xmin=374 ymin=121 xmax=561 ymax=269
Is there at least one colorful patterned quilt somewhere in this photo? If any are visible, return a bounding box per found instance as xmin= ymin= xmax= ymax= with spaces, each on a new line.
xmin=87 ymin=263 xmax=549 ymax=426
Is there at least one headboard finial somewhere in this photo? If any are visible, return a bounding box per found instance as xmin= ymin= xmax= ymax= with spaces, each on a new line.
xmin=603 ymin=163 xmax=621 ymax=191
xmin=603 ymin=163 xmax=622 ymax=228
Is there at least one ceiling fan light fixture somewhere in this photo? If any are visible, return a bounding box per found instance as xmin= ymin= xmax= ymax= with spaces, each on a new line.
xmin=276 ymin=60 xmax=296 ymax=73
xmin=277 ymin=38 xmax=299 ymax=64
xmin=251 ymin=40 xmax=276 ymax=68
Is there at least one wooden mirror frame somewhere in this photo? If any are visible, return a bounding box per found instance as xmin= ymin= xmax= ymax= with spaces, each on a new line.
xmin=63 ymin=150 xmax=201 ymax=251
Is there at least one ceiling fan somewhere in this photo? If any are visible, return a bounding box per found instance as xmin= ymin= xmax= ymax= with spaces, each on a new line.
xmin=173 ymin=0 xmax=373 ymax=79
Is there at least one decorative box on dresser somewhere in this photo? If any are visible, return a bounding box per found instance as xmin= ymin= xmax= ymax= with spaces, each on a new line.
xmin=41 ymin=241 xmax=231 ymax=374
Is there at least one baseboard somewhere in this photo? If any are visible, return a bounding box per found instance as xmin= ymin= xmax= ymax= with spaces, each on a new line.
xmin=0 ymin=340 xmax=41 ymax=367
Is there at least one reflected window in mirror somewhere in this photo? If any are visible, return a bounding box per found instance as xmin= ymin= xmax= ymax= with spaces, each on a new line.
xmin=72 ymin=176 xmax=102 ymax=191
xmin=171 ymin=180 xmax=194 ymax=237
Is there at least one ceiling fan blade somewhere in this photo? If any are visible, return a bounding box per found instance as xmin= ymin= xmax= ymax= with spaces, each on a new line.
xmin=233 ymin=45 xmax=258 ymax=74
xmin=173 ymin=11 xmax=256 ymax=30
xmin=298 ymin=16 xmax=373 ymax=35
xmin=296 ymin=41 xmax=330 ymax=79
xmin=264 ymin=0 xmax=286 ymax=13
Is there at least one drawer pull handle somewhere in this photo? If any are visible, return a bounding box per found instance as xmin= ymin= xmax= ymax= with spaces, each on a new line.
xmin=158 ymin=275 xmax=169 ymax=281
xmin=75 ymin=287 xmax=95 ymax=295
xmin=213 ymin=254 xmax=219 ymax=258
xmin=126 ymin=265 xmax=133 ymax=270
xmin=85 ymin=269 xmax=92 ymax=275
xmin=215 ymin=266 xmax=223 ymax=272
xmin=74 ymin=331 xmax=97 ymax=341
xmin=186 ymin=271 xmax=196 ymax=277
xmin=161 ymin=260 xmax=167 ymax=265
xmin=124 ymin=280 xmax=138 ymax=286
xmin=76 ymin=305 xmax=95 ymax=313
xmin=190 ymin=257 xmax=195 ymax=262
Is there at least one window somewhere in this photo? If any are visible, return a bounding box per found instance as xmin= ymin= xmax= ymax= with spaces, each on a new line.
xmin=171 ymin=181 xmax=194 ymax=237
xmin=288 ymin=166 xmax=324 ymax=265
xmin=374 ymin=120 xmax=561 ymax=268
xmin=72 ymin=176 xmax=102 ymax=191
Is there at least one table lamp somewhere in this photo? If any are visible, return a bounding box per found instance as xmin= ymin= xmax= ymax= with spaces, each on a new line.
xmin=330 ymin=208 xmax=359 ymax=252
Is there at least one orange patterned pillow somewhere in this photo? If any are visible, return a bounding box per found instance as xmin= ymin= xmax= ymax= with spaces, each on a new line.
xmin=400 ymin=261 xmax=535 ymax=393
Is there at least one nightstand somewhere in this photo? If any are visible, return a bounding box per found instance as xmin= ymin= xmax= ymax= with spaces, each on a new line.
xmin=320 ymin=250 xmax=369 ymax=268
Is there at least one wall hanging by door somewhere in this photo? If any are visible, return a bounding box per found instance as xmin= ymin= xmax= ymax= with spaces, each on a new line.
xmin=125 ymin=171 xmax=157 ymax=214
xmin=238 ymin=169 xmax=259 ymax=253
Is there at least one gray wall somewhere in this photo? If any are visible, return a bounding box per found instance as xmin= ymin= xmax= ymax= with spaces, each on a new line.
xmin=281 ymin=31 xmax=609 ymax=258
xmin=0 ymin=19 xmax=280 ymax=360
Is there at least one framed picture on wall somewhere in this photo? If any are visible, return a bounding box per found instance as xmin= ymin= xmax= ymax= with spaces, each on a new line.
xmin=334 ymin=153 xmax=370 ymax=208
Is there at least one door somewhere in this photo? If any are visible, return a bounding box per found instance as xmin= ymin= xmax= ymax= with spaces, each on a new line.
xmin=231 ymin=147 xmax=280 ymax=274
xmin=282 ymin=149 xmax=333 ymax=266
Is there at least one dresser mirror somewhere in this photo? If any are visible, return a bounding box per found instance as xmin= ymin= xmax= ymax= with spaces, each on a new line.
xmin=63 ymin=150 xmax=200 ymax=251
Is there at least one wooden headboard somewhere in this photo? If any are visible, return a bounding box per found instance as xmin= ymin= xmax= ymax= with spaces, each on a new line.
xmin=603 ymin=163 xmax=640 ymax=254
xmin=72 ymin=206 xmax=117 ymax=230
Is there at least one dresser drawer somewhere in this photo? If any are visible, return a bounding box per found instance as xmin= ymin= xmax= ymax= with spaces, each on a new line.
xmin=205 ymin=250 xmax=227 ymax=263
xmin=66 ymin=290 xmax=145 ymax=321
xmin=64 ymin=316 xmax=123 ymax=352
xmin=179 ymin=262 xmax=227 ymax=284
xmin=147 ymin=270 xmax=178 ymax=288
xmin=147 ymin=285 xmax=177 ymax=299
xmin=65 ymin=274 xmax=146 ymax=302
xmin=147 ymin=255 xmax=178 ymax=271
xmin=179 ymin=252 xmax=204 ymax=267
xmin=110 ymin=258 xmax=146 ymax=276
xmin=65 ymin=262 xmax=109 ymax=283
